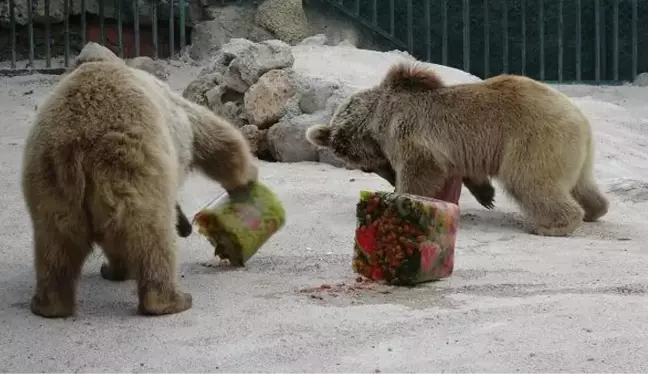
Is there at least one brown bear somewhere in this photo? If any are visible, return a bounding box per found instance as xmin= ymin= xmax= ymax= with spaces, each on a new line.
xmin=21 ymin=42 xmax=258 ymax=318
xmin=306 ymin=61 xmax=609 ymax=236
xmin=69 ymin=41 xmax=196 ymax=239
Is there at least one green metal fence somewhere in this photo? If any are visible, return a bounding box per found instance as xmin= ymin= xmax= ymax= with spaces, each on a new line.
xmin=1 ymin=0 xmax=646 ymax=83
xmin=0 ymin=0 xmax=188 ymax=76
xmin=324 ymin=0 xmax=646 ymax=84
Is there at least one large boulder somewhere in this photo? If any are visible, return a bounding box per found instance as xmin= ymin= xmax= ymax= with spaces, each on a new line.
xmin=230 ymin=39 xmax=295 ymax=86
xmin=126 ymin=56 xmax=169 ymax=81
xmin=267 ymin=111 xmax=328 ymax=163
xmin=255 ymin=0 xmax=311 ymax=45
xmin=244 ymin=68 xmax=298 ymax=129
xmin=188 ymin=4 xmax=276 ymax=61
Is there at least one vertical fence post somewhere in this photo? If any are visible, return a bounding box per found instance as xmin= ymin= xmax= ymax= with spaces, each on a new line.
xmin=134 ymin=1 xmax=140 ymax=57
xmin=389 ymin=0 xmax=395 ymax=37
xmin=463 ymin=0 xmax=470 ymax=73
xmin=594 ymin=0 xmax=601 ymax=82
xmin=521 ymin=0 xmax=526 ymax=75
xmin=612 ymin=0 xmax=619 ymax=81
xmin=152 ymin=0 xmax=158 ymax=59
xmin=502 ymin=0 xmax=508 ymax=74
xmin=99 ymin=0 xmax=105 ymax=45
xmin=576 ymin=0 xmax=582 ymax=81
xmin=9 ymin=0 xmax=16 ymax=69
xmin=81 ymin=0 xmax=86 ymax=47
xmin=406 ymin=0 xmax=413 ymax=55
xmin=483 ymin=0 xmax=489 ymax=78
xmin=45 ymin=0 xmax=51 ymax=68
xmin=117 ymin=0 xmax=124 ymax=58
xmin=424 ymin=0 xmax=431 ymax=62
xmin=539 ymin=0 xmax=544 ymax=80
xmin=371 ymin=0 xmax=378 ymax=25
xmin=442 ymin=0 xmax=448 ymax=66
xmin=558 ymin=0 xmax=563 ymax=82
xmin=632 ymin=0 xmax=638 ymax=81
xmin=179 ymin=0 xmax=186 ymax=52
xmin=64 ymin=0 xmax=69 ymax=67
xmin=169 ymin=0 xmax=175 ymax=57
xmin=28 ymin=0 xmax=34 ymax=67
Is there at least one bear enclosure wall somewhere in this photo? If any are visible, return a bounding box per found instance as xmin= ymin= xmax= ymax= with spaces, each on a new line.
xmin=0 ymin=0 xmax=646 ymax=84
xmin=324 ymin=0 xmax=647 ymax=84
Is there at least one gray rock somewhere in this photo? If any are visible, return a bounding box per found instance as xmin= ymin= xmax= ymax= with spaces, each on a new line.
xmin=299 ymin=34 xmax=329 ymax=46
xmin=182 ymin=72 xmax=247 ymax=127
xmin=244 ymin=68 xmax=298 ymax=129
xmin=317 ymin=148 xmax=347 ymax=168
xmin=230 ymin=39 xmax=295 ymax=86
xmin=633 ymin=72 xmax=648 ymax=87
xmin=187 ymin=20 xmax=229 ymax=61
xmin=204 ymin=4 xmax=275 ymax=43
xmin=255 ymin=0 xmax=311 ymax=45
xmin=298 ymin=78 xmax=340 ymax=114
xmin=189 ymin=4 xmax=276 ymax=61
xmin=267 ymin=111 xmax=328 ymax=162
xmin=239 ymin=124 xmax=269 ymax=157
xmin=198 ymin=38 xmax=256 ymax=77
xmin=126 ymin=56 xmax=169 ymax=81
xmin=182 ymin=73 xmax=223 ymax=107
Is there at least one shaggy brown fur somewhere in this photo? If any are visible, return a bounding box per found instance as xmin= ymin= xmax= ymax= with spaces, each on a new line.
xmin=69 ymin=42 xmax=195 ymax=239
xmin=21 ymin=42 xmax=258 ymax=318
xmin=307 ymin=61 xmax=609 ymax=236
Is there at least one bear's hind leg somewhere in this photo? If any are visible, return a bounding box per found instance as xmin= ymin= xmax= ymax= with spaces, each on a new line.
xmin=132 ymin=218 xmax=193 ymax=316
xmin=505 ymin=181 xmax=585 ymax=236
xmin=100 ymin=201 xmax=192 ymax=315
xmin=30 ymin=213 xmax=93 ymax=318
xmin=571 ymin=171 xmax=609 ymax=222
xmin=101 ymin=209 xmax=192 ymax=315
xmin=100 ymin=251 xmax=131 ymax=282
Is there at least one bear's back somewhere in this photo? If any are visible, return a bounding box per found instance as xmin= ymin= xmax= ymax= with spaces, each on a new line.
xmin=33 ymin=61 xmax=168 ymax=150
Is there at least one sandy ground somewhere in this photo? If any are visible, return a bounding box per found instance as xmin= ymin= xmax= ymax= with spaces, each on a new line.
xmin=2 ymin=48 xmax=648 ymax=372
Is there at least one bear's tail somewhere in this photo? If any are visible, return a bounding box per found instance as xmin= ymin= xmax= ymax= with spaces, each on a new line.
xmin=571 ymin=134 xmax=609 ymax=222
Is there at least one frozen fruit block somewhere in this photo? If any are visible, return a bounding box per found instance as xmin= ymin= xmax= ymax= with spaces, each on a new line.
xmin=193 ymin=182 xmax=286 ymax=266
xmin=352 ymin=190 xmax=459 ymax=285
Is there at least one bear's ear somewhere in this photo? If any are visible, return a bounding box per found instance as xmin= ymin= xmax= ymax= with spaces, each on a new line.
xmin=306 ymin=124 xmax=333 ymax=148
xmin=74 ymin=42 xmax=122 ymax=67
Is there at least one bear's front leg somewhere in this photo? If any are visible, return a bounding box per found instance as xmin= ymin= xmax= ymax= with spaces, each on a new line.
xmin=191 ymin=111 xmax=259 ymax=194
xmin=394 ymin=160 xmax=447 ymax=199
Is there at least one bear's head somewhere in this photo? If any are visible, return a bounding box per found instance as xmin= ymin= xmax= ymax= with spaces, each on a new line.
xmin=305 ymin=89 xmax=389 ymax=172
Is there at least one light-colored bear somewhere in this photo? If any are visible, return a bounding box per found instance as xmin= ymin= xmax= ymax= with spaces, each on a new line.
xmin=306 ymin=61 xmax=609 ymax=236
xmin=21 ymin=42 xmax=258 ymax=318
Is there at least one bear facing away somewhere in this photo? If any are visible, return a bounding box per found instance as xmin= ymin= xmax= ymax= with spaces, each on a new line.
xmin=306 ymin=61 xmax=609 ymax=236
xmin=21 ymin=43 xmax=258 ymax=318
xmin=66 ymin=41 xmax=195 ymax=240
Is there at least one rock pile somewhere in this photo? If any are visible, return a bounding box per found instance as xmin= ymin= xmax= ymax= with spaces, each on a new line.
xmin=182 ymin=36 xmax=347 ymax=166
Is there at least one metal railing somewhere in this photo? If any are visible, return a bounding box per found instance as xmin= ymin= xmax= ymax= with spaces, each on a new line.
xmin=1 ymin=0 xmax=187 ymax=76
xmin=324 ymin=0 xmax=646 ymax=84
xmin=1 ymin=0 xmax=646 ymax=83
